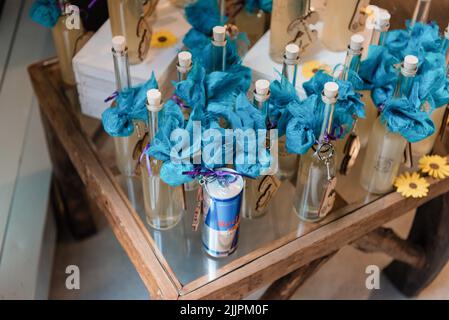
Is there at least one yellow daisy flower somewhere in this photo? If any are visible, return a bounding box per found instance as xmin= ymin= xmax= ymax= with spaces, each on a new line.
xmin=394 ymin=172 xmax=429 ymax=198
xmin=302 ymin=60 xmax=331 ymax=79
xmin=150 ymin=30 xmax=178 ymax=48
xmin=419 ymin=155 xmax=449 ymax=179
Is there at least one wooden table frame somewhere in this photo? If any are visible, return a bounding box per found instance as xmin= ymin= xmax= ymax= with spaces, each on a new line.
xmin=29 ymin=59 xmax=449 ymax=300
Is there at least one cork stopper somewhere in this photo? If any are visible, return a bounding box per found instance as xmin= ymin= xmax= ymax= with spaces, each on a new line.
xmin=285 ymin=43 xmax=300 ymax=60
xmin=350 ymin=34 xmax=365 ymax=51
xmin=324 ymin=82 xmax=339 ymax=99
xmin=403 ymin=55 xmax=419 ymax=76
xmin=255 ymin=79 xmax=270 ymax=96
xmin=213 ymin=26 xmax=227 ymax=42
xmin=112 ymin=36 xmax=126 ymax=53
xmin=146 ymin=89 xmax=163 ymax=112
xmin=178 ymin=51 xmax=192 ymax=67
xmin=375 ymin=11 xmax=391 ymax=30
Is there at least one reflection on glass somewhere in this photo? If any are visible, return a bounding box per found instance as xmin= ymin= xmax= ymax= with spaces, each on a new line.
xmin=108 ymin=0 xmax=158 ymax=65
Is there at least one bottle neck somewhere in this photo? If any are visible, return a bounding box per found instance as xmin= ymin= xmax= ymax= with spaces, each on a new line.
xmin=281 ymin=60 xmax=298 ymax=88
xmin=148 ymin=110 xmax=159 ymax=143
xmin=211 ymin=41 xmax=227 ymax=72
xmin=393 ymin=71 xmax=416 ymax=99
xmin=177 ymin=65 xmax=191 ymax=82
xmin=113 ymin=49 xmax=131 ymax=91
xmin=253 ymin=92 xmax=270 ymax=125
xmin=411 ymin=0 xmax=431 ymax=26
xmin=318 ymin=98 xmax=336 ymax=144
xmin=341 ymin=50 xmax=362 ymax=83
xmin=370 ymin=28 xmax=388 ymax=47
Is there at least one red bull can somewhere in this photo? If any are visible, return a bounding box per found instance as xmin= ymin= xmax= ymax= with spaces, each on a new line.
xmin=201 ymin=168 xmax=244 ymax=258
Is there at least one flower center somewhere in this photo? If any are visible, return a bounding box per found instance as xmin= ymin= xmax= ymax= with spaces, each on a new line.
xmin=409 ymin=183 xmax=418 ymax=189
xmin=430 ymin=163 xmax=440 ymax=170
xmin=158 ymin=36 xmax=167 ymax=43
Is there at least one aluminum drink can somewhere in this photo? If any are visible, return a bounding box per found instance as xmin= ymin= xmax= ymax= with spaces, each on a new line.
xmin=201 ymin=168 xmax=244 ymax=258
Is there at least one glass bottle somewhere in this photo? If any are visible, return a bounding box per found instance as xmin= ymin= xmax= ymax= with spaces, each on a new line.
xmin=410 ymin=0 xmax=432 ymax=27
xmin=337 ymin=34 xmax=364 ymax=175
xmin=141 ymin=89 xmax=185 ymax=229
xmin=412 ymin=25 xmax=449 ymax=156
xmin=107 ymin=0 xmax=158 ymax=65
xmin=294 ymin=82 xmax=339 ymax=222
xmin=242 ymin=80 xmax=276 ymax=219
xmin=359 ymin=10 xmax=391 ymax=148
xmin=211 ymin=26 xmax=227 ymax=72
xmin=52 ymin=0 xmax=86 ymax=86
xmin=269 ymin=0 xmax=310 ymax=63
xmin=111 ymin=36 xmax=142 ymax=178
xmin=320 ymin=0 xmax=362 ymax=52
xmin=360 ymin=55 xmax=418 ymax=194
xmin=177 ymin=51 xmax=198 ymax=193
xmin=278 ymin=44 xmax=300 ymax=181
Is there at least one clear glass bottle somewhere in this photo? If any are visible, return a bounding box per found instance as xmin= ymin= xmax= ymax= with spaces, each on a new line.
xmin=107 ymin=0 xmax=158 ymax=65
xmin=141 ymin=89 xmax=185 ymax=230
xmin=412 ymin=25 xmax=449 ymax=156
xmin=320 ymin=0 xmax=361 ymax=52
xmin=295 ymin=82 xmax=339 ymax=222
xmin=242 ymin=80 xmax=275 ymax=219
xmin=176 ymin=51 xmax=198 ymax=192
xmin=337 ymin=34 xmax=364 ymax=175
xmin=111 ymin=36 xmax=143 ymax=178
xmin=359 ymin=10 xmax=391 ymax=147
xmin=211 ymin=26 xmax=227 ymax=72
xmin=269 ymin=0 xmax=310 ymax=63
xmin=52 ymin=1 xmax=86 ymax=86
xmin=410 ymin=0 xmax=432 ymax=27
xmin=278 ymin=44 xmax=300 ymax=181
xmin=360 ymin=55 xmax=418 ymax=194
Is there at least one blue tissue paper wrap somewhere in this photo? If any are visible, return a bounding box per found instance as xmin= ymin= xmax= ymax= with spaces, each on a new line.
xmin=184 ymin=0 xmax=223 ymax=35
xmin=102 ymin=73 xmax=158 ymax=137
xmin=359 ymin=45 xmax=400 ymax=107
xmin=233 ymin=93 xmax=272 ymax=178
xmin=385 ymin=22 xmax=442 ymax=60
xmin=30 ymin=0 xmax=61 ymax=28
xmin=267 ymin=78 xmax=300 ymax=136
xmin=245 ymin=0 xmax=273 ymax=13
xmin=381 ymin=96 xmax=435 ymax=143
xmin=147 ymin=99 xmax=195 ymax=186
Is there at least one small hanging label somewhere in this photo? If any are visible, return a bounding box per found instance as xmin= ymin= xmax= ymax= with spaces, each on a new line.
xmin=403 ymin=142 xmax=413 ymax=169
xmin=192 ymin=186 xmax=203 ymax=232
xmin=340 ymin=133 xmax=361 ymax=175
xmin=255 ymin=175 xmax=281 ymax=213
xmin=318 ymin=177 xmax=337 ymax=218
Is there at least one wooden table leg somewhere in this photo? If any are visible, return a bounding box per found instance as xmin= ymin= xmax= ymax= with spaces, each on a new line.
xmin=40 ymin=108 xmax=97 ymax=239
xmin=384 ymin=192 xmax=449 ymax=297
xmin=260 ymin=252 xmax=336 ymax=300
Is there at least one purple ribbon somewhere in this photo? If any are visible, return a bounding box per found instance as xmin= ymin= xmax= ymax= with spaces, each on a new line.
xmin=172 ymin=95 xmax=190 ymax=110
xmin=104 ymin=91 xmax=119 ymax=103
xmin=183 ymin=167 xmax=241 ymax=186
xmin=138 ymin=143 xmax=152 ymax=177
xmin=88 ymin=0 xmax=98 ymax=10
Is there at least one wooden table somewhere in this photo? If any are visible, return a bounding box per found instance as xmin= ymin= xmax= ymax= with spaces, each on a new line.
xmin=28 ymin=59 xmax=449 ymax=300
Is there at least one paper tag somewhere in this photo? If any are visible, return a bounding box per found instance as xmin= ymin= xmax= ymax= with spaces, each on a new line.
xmin=318 ymin=177 xmax=337 ymax=218
xmin=192 ymin=186 xmax=203 ymax=231
xmin=255 ymin=175 xmax=281 ymax=213
xmin=340 ymin=133 xmax=361 ymax=175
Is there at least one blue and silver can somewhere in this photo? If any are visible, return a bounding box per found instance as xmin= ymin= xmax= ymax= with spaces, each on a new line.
xmin=201 ymin=168 xmax=244 ymax=258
